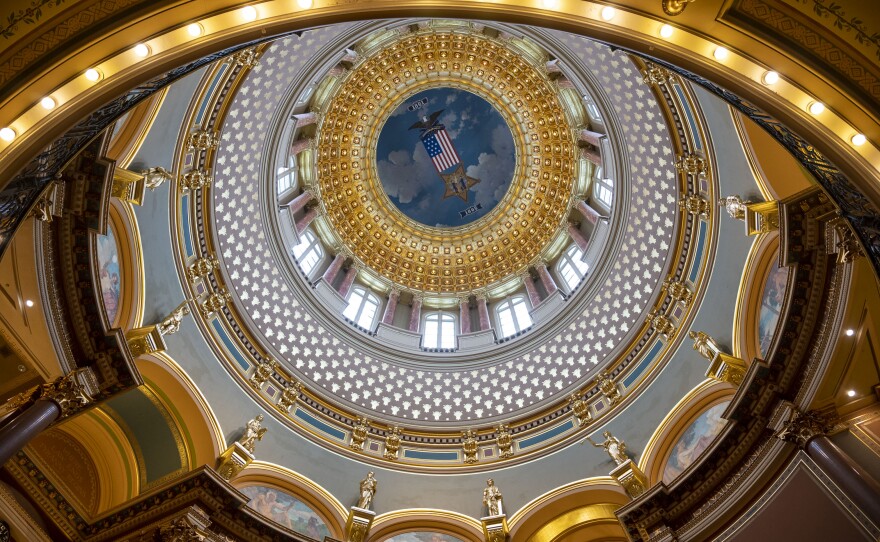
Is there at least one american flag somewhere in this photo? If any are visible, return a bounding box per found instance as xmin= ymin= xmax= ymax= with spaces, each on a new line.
xmin=421 ymin=128 xmax=461 ymax=173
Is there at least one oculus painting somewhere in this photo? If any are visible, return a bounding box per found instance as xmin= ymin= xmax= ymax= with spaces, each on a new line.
xmin=241 ymin=485 xmax=331 ymax=539
xmin=662 ymin=401 xmax=730 ymax=484
xmin=96 ymin=226 xmax=121 ymax=325
xmin=376 ymin=87 xmax=515 ymax=227
xmin=758 ymin=259 xmax=788 ymax=356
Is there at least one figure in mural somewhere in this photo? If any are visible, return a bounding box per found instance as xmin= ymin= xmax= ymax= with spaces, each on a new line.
xmin=357 ymin=471 xmax=378 ymax=510
xmin=239 ymin=414 xmax=267 ymax=453
xmin=663 ymin=402 xmax=730 ymax=483
xmin=587 ymin=430 xmax=629 ymax=465
xmin=482 ymin=479 xmax=504 ymax=516
xmin=242 ymin=486 xmax=332 ymax=539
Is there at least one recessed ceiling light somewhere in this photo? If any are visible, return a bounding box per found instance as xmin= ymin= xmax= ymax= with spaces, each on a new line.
xmin=25 ymin=299 xmax=34 ymax=307
xmin=40 ymin=96 xmax=56 ymax=110
xmin=846 ymin=389 xmax=856 ymax=397
xmin=600 ymin=6 xmax=616 ymax=20
xmin=762 ymin=70 xmax=779 ymax=85
xmin=845 ymin=328 xmax=854 ymax=336
xmin=808 ymin=101 xmax=825 ymax=115
xmin=851 ymin=133 xmax=867 ymax=146
xmin=297 ymin=0 xmax=313 ymax=7
xmin=187 ymin=23 xmax=203 ymax=37
xmin=713 ymin=47 xmax=729 ymax=61
xmin=541 ymin=0 xmax=560 ymax=9
xmin=85 ymin=68 xmax=102 ymax=81
xmin=0 ymin=127 xmax=16 ymax=141
xmin=659 ymin=24 xmax=674 ymax=38
xmin=133 ymin=43 xmax=150 ymax=57
xmin=242 ymin=5 xmax=258 ymax=21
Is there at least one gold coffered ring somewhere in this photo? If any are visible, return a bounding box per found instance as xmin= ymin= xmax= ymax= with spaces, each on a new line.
xmin=315 ymin=28 xmax=578 ymax=294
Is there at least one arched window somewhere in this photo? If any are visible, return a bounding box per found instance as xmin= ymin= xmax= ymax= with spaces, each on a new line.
xmin=557 ymin=244 xmax=591 ymax=290
xmin=292 ymin=228 xmax=323 ymax=276
xmin=343 ymin=287 xmax=380 ymax=330
xmin=277 ymin=153 xmax=297 ymax=195
xmin=586 ymin=101 xmax=601 ymax=121
xmin=423 ymin=312 xmax=456 ymax=350
xmin=594 ymin=167 xmax=613 ymax=208
xmin=496 ymin=296 xmax=533 ymax=339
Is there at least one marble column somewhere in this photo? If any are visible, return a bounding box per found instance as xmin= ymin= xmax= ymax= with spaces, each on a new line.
xmin=288 ymin=190 xmax=313 ymax=214
xmin=0 ymin=400 xmax=60 ymax=465
xmin=290 ymin=137 xmax=313 ymax=156
xmin=535 ymin=262 xmax=558 ymax=296
xmin=806 ymin=436 xmax=880 ymax=523
xmin=578 ymin=129 xmax=603 ymax=147
xmin=322 ymin=253 xmax=345 ymax=284
xmin=295 ymin=207 xmax=318 ymax=236
xmin=408 ymin=296 xmax=423 ymax=333
xmin=338 ymin=264 xmax=359 ymax=298
xmin=576 ymin=199 xmax=602 ymax=225
xmin=580 ymin=146 xmax=602 ymax=166
xmin=568 ymin=222 xmax=589 ymax=252
xmin=522 ymin=272 xmax=541 ymax=308
xmin=292 ymin=112 xmax=318 ymax=127
xmin=459 ymin=297 xmax=472 ymax=334
xmin=382 ymin=289 xmax=399 ymax=325
xmin=477 ymin=295 xmax=491 ymax=332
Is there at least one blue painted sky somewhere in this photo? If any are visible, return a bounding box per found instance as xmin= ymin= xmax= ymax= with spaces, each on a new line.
xmin=376 ymin=88 xmax=515 ymax=227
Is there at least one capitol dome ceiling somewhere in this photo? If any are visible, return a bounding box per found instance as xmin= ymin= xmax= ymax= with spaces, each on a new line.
xmin=180 ymin=19 xmax=711 ymax=470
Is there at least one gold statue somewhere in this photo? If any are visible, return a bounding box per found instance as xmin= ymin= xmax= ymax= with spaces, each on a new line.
xmin=141 ymin=166 xmax=173 ymax=190
xmin=482 ymin=479 xmax=504 ymax=516
xmin=719 ymin=195 xmax=749 ymax=220
xmin=596 ymin=371 xmax=622 ymax=406
xmin=495 ymin=424 xmax=514 ymax=459
xmin=384 ymin=426 xmax=402 ymax=461
xmin=350 ymin=416 xmax=370 ymax=451
xmin=569 ymin=392 xmax=592 ymax=425
xmin=157 ymin=301 xmax=190 ymax=335
xmin=357 ymin=472 xmax=378 ymax=510
xmin=587 ymin=430 xmax=629 ymax=466
xmin=239 ymin=414 xmax=267 ymax=453
xmin=462 ymin=429 xmax=479 ymax=464
xmin=689 ymin=330 xmax=722 ymax=361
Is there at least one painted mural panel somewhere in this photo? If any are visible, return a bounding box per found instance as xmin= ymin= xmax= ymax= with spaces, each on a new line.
xmin=96 ymin=226 xmax=121 ymax=324
xmin=758 ymin=261 xmax=788 ymax=356
xmin=241 ymin=486 xmax=330 ymax=539
xmin=662 ymin=401 xmax=730 ymax=484
xmin=384 ymin=532 xmax=466 ymax=542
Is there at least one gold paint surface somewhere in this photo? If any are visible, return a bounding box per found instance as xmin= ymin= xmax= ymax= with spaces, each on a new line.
xmin=316 ymin=28 xmax=576 ymax=293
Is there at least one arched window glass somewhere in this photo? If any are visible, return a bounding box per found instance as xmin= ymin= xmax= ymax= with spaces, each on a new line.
xmin=423 ymin=312 xmax=456 ymax=349
xmin=496 ymin=296 xmax=533 ymax=339
xmin=277 ymin=153 xmax=297 ymax=195
xmin=557 ymin=244 xmax=591 ymax=290
xmin=343 ymin=287 xmax=380 ymax=329
xmin=586 ymin=102 xmax=601 ymax=121
xmin=594 ymin=174 xmax=613 ymax=208
xmin=292 ymin=229 xmax=322 ymax=276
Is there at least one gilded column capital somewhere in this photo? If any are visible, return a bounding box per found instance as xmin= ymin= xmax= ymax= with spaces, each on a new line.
xmin=35 ymin=369 xmax=93 ymax=419
xmin=775 ymin=407 xmax=835 ymax=449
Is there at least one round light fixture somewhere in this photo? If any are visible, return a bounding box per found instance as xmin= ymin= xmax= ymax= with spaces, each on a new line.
xmin=808 ymin=101 xmax=825 ymax=115
xmin=133 ymin=43 xmax=150 ymax=57
xmin=762 ymin=70 xmax=779 ymax=85
xmin=713 ymin=46 xmax=729 ymax=61
xmin=600 ymin=6 xmax=616 ymax=20
xmin=85 ymin=68 xmax=102 ymax=81
xmin=25 ymin=299 xmax=34 ymax=307
xmin=0 ymin=127 xmax=16 ymax=141
xmin=541 ymin=0 xmax=560 ymax=9
xmin=242 ymin=5 xmax=258 ymax=21
xmin=846 ymin=389 xmax=856 ymax=397
xmin=659 ymin=24 xmax=674 ymax=38
xmin=40 ymin=97 xmax=56 ymax=110
xmin=187 ymin=23 xmax=203 ymax=37
xmin=297 ymin=0 xmax=313 ymax=7
xmin=845 ymin=328 xmax=855 ymax=336
xmin=851 ymin=133 xmax=867 ymax=146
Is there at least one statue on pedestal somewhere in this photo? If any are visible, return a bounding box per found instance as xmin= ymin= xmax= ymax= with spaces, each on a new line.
xmin=482 ymin=479 xmax=504 ymax=516
xmin=238 ymin=414 xmax=267 ymax=453
xmin=587 ymin=430 xmax=628 ymax=466
xmin=357 ymin=472 xmax=378 ymax=510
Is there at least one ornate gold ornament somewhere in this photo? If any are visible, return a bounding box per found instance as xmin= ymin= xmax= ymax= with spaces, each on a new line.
xmin=201 ymin=289 xmax=231 ymax=317
xmin=596 ymin=371 xmax=622 ymax=406
xmin=462 ymin=429 xmax=479 ymax=464
xmin=836 ymin=224 xmax=864 ymax=263
xmin=679 ymin=193 xmax=711 ymax=218
xmin=315 ymin=28 xmax=577 ymax=293
xmin=157 ymin=516 xmax=203 ymax=542
xmin=383 ymin=426 xmax=402 ymax=460
xmin=187 ymin=256 xmax=219 ymax=281
xmin=179 ymin=168 xmax=212 ymax=192
xmin=158 ymin=301 xmax=191 ymax=335
xmin=187 ymin=130 xmax=219 ymax=152
xmin=249 ymin=358 xmax=276 ymax=390
xmin=350 ymin=416 xmax=371 ymax=451
xmin=775 ymin=408 xmax=835 ymax=449
xmin=481 ymin=513 xmax=509 ymax=542
xmin=641 ymin=62 xmax=672 ymax=86
xmin=662 ymin=278 xmax=693 ymax=307
xmin=495 ymin=424 xmax=514 ymax=459
xmin=482 ymin=478 xmax=504 ymax=516
xmin=141 ymin=166 xmax=173 ymax=190
xmin=647 ymin=309 xmax=676 ymax=340
xmin=345 ymin=505 xmax=375 ymax=542
xmin=569 ymin=392 xmax=592 ymax=425
xmin=611 ymin=459 xmax=649 ymax=499
xmin=232 ymin=47 xmax=261 ymax=68
xmin=3 ymin=370 xmax=92 ymax=418
xmin=277 ymin=380 xmax=302 ymax=412
xmin=662 ymin=0 xmax=697 ymax=16
xmin=675 ymin=153 xmax=709 ymax=177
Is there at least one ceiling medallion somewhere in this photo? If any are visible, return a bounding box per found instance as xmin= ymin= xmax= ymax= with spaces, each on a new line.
xmin=314 ymin=28 xmax=578 ymax=294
